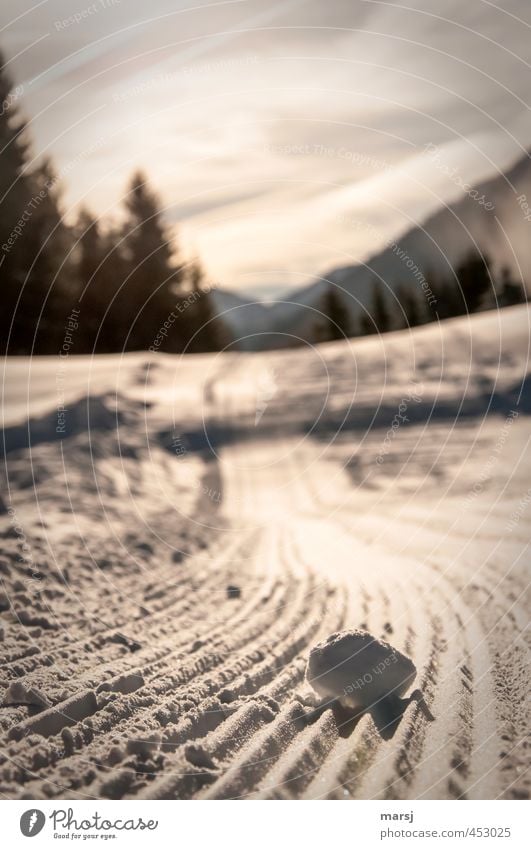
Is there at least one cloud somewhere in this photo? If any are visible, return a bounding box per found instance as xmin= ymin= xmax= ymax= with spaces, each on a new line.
xmin=1 ymin=0 xmax=530 ymax=292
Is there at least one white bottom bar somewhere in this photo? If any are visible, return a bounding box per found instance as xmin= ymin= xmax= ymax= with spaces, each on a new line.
xmin=2 ymin=799 xmax=528 ymax=848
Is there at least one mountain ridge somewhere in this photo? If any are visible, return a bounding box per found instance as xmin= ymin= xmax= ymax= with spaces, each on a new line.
xmin=212 ymin=150 xmax=531 ymax=349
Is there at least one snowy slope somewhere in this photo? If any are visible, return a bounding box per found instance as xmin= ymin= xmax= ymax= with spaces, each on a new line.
xmin=215 ymin=152 xmax=531 ymax=349
xmin=0 ymin=305 xmax=529 ymax=800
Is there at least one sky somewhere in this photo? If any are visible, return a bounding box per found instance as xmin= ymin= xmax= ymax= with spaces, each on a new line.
xmin=1 ymin=0 xmax=531 ymax=296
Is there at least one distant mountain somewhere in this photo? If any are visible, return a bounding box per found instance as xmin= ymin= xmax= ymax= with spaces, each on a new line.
xmin=214 ymin=151 xmax=531 ymax=350
xmin=210 ymin=289 xmax=272 ymax=348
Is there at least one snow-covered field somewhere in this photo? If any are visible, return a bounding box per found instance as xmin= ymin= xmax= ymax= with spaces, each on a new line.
xmin=0 ymin=305 xmax=529 ymax=800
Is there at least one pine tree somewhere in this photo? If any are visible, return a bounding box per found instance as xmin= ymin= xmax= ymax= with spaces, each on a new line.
xmin=371 ymin=282 xmax=391 ymax=333
xmin=15 ymin=159 xmax=76 ymax=353
xmin=422 ymin=270 xmax=441 ymax=322
xmin=181 ymin=260 xmax=231 ymax=353
xmin=316 ymin=284 xmax=351 ymax=342
xmin=0 ymin=55 xmax=228 ymax=356
xmin=75 ymin=208 xmax=121 ymax=352
xmin=359 ymin=311 xmax=376 ymax=335
xmin=119 ymin=170 xmax=182 ymax=351
xmin=499 ymin=266 xmax=526 ymax=307
xmin=76 ymin=208 xmax=103 ymax=296
xmin=0 ymin=52 xmax=33 ymax=352
xmin=456 ymin=250 xmax=491 ymax=313
xmin=434 ymin=280 xmax=458 ymax=319
xmin=397 ymin=284 xmax=423 ymax=328
xmin=0 ymin=50 xmax=76 ymax=355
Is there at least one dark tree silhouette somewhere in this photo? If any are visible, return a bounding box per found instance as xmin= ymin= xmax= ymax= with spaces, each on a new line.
xmin=397 ymin=284 xmax=423 ymax=328
xmin=0 ymin=53 xmax=35 ymax=351
xmin=182 ymin=260 xmax=231 ymax=353
xmin=72 ymin=178 xmax=232 ymax=354
xmin=0 ymin=46 xmax=524 ymax=356
xmin=76 ymin=208 xmax=104 ymax=300
xmin=74 ymin=208 xmax=124 ymax=352
xmin=317 ymin=284 xmax=351 ymax=341
xmin=0 ymin=54 xmax=74 ymax=353
xmin=499 ymin=266 xmax=526 ymax=307
xmin=365 ymin=281 xmax=391 ymax=334
xmin=15 ymin=160 xmax=76 ymax=353
xmin=430 ymin=275 xmax=462 ymax=320
xmin=456 ymin=250 xmax=491 ymax=313
xmin=118 ymin=170 xmax=182 ymax=351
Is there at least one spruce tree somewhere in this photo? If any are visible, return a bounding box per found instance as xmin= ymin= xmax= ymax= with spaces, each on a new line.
xmin=359 ymin=311 xmax=376 ymax=335
xmin=432 ymin=278 xmax=461 ymax=320
xmin=372 ymin=282 xmax=391 ymax=333
xmin=397 ymin=284 xmax=423 ymax=328
xmin=456 ymin=250 xmax=491 ymax=313
xmin=181 ymin=260 xmax=231 ymax=353
xmin=318 ymin=284 xmax=351 ymax=341
xmin=0 ymin=53 xmax=75 ymax=355
xmin=0 ymin=52 xmax=33 ymax=351
xmin=16 ymin=159 xmax=75 ymax=353
xmin=75 ymin=208 xmax=121 ymax=352
xmin=119 ymin=170 xmax=182 ymax=350
xmin=499 ymin=266 xmax=525 ymax=307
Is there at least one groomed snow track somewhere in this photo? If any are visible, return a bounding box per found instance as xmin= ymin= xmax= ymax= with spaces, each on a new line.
xmin=0 ymin=306 xmax=529 ymax=800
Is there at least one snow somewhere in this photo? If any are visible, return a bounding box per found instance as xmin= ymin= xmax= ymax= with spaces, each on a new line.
xmin=0 ymin=305 xmax=529 ymax=799
xmin=306 ymin=630 xmax=417 ymax=710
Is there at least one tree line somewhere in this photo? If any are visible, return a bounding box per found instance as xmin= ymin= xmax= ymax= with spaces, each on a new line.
xmin=1 ymin=48 xmax=527 ymax=355
xmin=316 ymin=250 xmax=527 ymax=343
xmin=0 ymin=52 xmax=229 ymax=356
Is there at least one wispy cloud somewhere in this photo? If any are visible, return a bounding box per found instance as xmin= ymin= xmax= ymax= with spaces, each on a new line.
xmin=1 ymin=0 xmax=530 ymax=292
